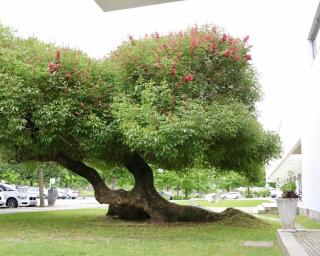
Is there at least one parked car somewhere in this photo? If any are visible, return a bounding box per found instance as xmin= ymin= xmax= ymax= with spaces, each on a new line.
xmin=57 ymin=188 xmax=68 ymax=199
xmin=66 ymin=189 xmax=79 ymax=199
xmin=220 ymin=192 xmax=241 ymax=199
xmin=27 ymin=187 xmax=48 ymax=199
xmin=0 ymin=191 xmax=5 ymax=206
xmin=0 ymin=183 xmax=36 ymax=208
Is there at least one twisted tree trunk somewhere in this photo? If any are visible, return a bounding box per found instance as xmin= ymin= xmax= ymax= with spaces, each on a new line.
xmin=52 ymin=153 xmax=246 ymax=222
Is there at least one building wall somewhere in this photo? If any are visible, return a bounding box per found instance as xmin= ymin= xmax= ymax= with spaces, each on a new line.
xmin=267 ymin=0 xmax=320 ymax=214
xmin=301 ymin=41 xmax=320 ymax=212
xmin=265 ymin=0 xmax=316 ymax=179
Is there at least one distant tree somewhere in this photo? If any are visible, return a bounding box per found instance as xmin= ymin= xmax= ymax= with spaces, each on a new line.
xmin=214 ymin=170 xmax=266 ymax=198
xmin=155 ymin=168 xmax=214 ymax=198
xmin=0 ymin=23 xmax=281 ymax=222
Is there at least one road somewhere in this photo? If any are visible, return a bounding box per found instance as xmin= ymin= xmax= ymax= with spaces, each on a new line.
xmin=0 ymin=197 xmax=107 ymax=215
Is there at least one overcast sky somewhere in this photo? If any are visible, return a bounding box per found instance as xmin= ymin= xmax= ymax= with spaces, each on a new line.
xmin=0 ymin=0 xmax=317 ymax=149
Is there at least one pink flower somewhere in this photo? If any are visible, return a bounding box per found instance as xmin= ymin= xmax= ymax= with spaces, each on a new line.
xmin=65 ymin=72 xmax=71 ymax=80
xmin=243 ymin=35 xmax=250 ymax=43
xmin=154 ymin=32 xmax=160 ymax=39
xmin=233 ymin=55 xmax=240 ymax=62
xmin=170 ymin=67 xmax=177 ymax=76
xmin=205 ymin=34 xmax=212 ymax=41
xmin=55 ymin=50 xmax=61 ymax=63
xmin=48 ymin=63 xmax=56 ymax=73
xmin=223 ymin=49 xmax=231 ymax=58
xmin=162 ymin=44 xmax=168 ymax=49
xmin=244 ymin=54 xmax=252 ymax=61
xmin=210 ymin=43 xmax=217 ymax=53
xmin=221 ymin=33 xmax=228 ymax=42
xmin=182 ymin=74 xmax=193 ymax=83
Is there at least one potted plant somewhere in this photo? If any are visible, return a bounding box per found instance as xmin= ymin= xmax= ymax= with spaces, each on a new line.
xmin=276 ymin=182 xmax=300 ymax=230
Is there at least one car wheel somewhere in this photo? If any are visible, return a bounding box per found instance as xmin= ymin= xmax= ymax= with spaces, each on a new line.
xmin=6 ymin=198 xmax=18 ymax=208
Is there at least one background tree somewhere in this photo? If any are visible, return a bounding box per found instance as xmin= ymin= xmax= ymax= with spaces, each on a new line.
xmin=154 ymin=168 xmax=214 ymax=198
xmin=0 ymin=23 xmax=281 ymax=222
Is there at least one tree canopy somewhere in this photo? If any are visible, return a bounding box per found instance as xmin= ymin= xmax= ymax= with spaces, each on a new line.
xmin=0 ymin=24 xmax=280 ymax=182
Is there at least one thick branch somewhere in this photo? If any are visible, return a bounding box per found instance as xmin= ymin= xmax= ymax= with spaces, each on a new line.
xmin=53 ymin=154 xmax=107 ymax=189
xmin=124 ymin=153 xmax=157 ymax=193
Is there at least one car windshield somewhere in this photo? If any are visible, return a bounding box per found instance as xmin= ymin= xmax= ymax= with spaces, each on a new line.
xmin=0 ymin=184 xmax=15 ymax=191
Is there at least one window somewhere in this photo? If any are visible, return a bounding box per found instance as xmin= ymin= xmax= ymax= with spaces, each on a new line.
xmin=0 ymin=184 xmax=14 ymax=191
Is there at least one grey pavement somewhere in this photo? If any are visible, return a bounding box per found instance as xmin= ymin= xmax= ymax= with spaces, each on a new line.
xmin=278 ymin=229 xmax=320 ymax=256
xmin=294 ymin=230 xmax=320 ymax=256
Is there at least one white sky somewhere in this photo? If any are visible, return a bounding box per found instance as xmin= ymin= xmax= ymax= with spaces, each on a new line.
xmin=0 ymin=0 xmax=317 ymax=144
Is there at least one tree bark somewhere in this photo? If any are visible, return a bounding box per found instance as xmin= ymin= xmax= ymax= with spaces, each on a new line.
xmin=38 ymin=168 xmax=45 ymax=207
xmin=51 ymin=153 xmax=248 ymax=223
xmin=185 ymin=189 xmax=189 ymax=199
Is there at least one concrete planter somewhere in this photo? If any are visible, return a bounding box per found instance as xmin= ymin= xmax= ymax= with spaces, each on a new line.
xmin=276 ymin=198 xmax=298 ymax=229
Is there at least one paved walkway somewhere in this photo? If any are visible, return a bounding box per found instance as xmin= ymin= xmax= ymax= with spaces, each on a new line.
xmin=294 ymin=231 xmax=320 ymax=256
xmin=278 ymin=229 xmax=320 ymax=256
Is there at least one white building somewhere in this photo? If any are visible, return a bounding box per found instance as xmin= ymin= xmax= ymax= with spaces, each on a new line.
xmin=267 ymin=0 xmax=320 ymax=222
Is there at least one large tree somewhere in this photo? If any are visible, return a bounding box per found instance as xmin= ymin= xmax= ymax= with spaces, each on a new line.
xmin=0 ymin=24 xmax=281 ymax=222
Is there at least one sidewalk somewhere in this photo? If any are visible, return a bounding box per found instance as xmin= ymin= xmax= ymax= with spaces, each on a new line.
xmin=278 ymin=229 xmax=320 ymax=256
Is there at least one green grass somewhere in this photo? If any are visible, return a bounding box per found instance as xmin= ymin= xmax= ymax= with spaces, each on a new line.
xmin=0 ymin=208 xmax=281 ymax=256
xmin=296 ymin=215 xmax=320 ymax=228
xmin=79 ymin=189 xmax=95 ymax=197
xmin=258 ymin=213 xmax=320 ymax=229
xmin=175 ymin=199 xmax=272 ymax=208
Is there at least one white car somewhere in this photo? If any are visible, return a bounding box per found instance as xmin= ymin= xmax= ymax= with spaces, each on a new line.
xmin=0 ymin=183 xmax=37 ymax=207
xmin=57 ymin=188 xmax=68 ymax=199
xmin=27 ymin=187 xmax=48 ymax=199
xmin=15 ymin=186 xmax=38 ymax=207
xmin=0 ymin=191 xmax=5 ymax=206
xmin=66 ymin=189 xmax=79 ymax=199
xmin=220 ymin=192 xmax=241 ymax=199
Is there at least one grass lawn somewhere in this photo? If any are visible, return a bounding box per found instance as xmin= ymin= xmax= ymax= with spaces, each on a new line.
xmin=0 ymin=208 xmax=281 ymax=256
xmin=258 ymin=213 xmax=320 ymax=229
xmin=79 ymin=189 xmax=95 ymax=197
xmin=175 ymin=199 xmax=272 ymax=208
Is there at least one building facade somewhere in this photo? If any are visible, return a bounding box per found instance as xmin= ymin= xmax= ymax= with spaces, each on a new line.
xmin=268 ymin=0 xmax=320 ymax=222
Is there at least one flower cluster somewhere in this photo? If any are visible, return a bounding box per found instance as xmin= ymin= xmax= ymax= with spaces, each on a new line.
xmin=111 ymin=24 xmax=256 ymax=109
xmin=48 ymin=49 xmax=74 ymax=81
xmin=48 ymin=50 xmax=61 ymax=73
xmin=182 ymin=74 xmax=193 ymax=83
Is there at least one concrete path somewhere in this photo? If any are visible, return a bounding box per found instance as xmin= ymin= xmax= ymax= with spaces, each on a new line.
xmin=278 ymin=229 xmax=320 ymax=256
xmin=294 ymin=230 xmax=320 ymax=256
